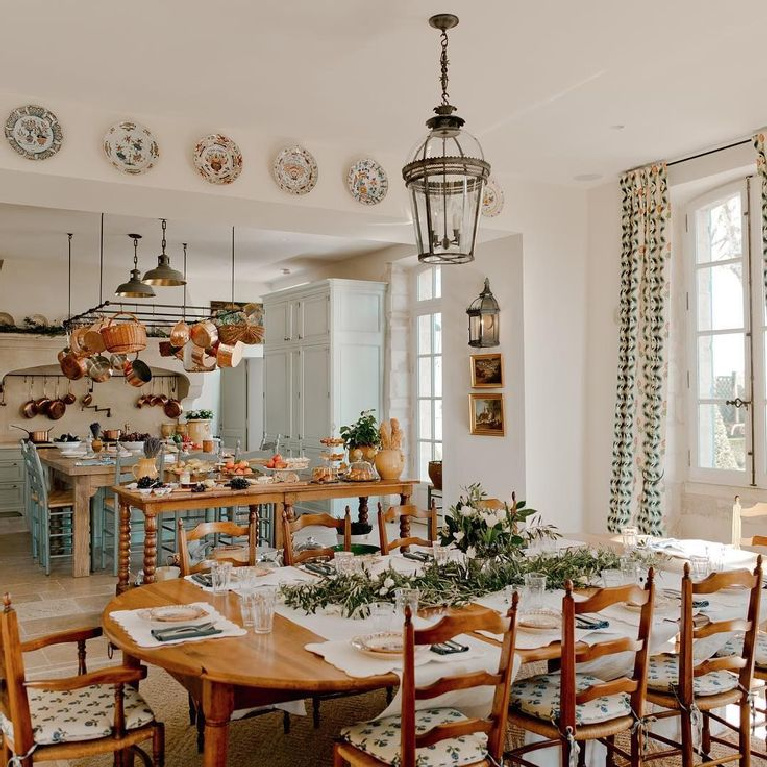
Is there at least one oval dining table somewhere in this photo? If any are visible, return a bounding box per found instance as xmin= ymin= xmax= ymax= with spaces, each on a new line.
xmin=103 ymin=578 xmax=398 ymax=767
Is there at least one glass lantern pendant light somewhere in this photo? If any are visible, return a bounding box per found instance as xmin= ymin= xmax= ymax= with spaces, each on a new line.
xmin=115 ymin=234 xmax=155 ymax=298
xmin=466 ymin=278 xmax=500 ymax=347
xmin=402 ymin=14 xmax=490 ymax=265
xmin=142 ymin=218 xmax=186 ymax=286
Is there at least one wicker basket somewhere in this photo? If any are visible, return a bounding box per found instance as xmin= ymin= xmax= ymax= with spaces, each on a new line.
xmin=217 ymin=323 xmax=264 ymax=345
xmin=100 ymin=312 xmax=147 ymax=354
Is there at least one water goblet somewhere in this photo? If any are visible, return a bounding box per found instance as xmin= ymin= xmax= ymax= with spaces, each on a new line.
xmin=622 ymin=526 xmax=638 ymax=552
xmin=689 ymin=554 xmax=710 ymax=581
xmin=251 ymin=585 xmax=277 ymax=634
xmin=523 ymin=573 xmax=547 ymax=610
xmin=432 ymin=542 xmax=449 ymax=567
xmin=211 ymin=562 xmax=233 ymax=595
xmin=394 ymin=587 xmax=420 ymax=618
xmin=334 ymin=551 xmax=355 ymax=576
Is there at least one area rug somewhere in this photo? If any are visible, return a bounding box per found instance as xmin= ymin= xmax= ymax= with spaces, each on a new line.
xmin=72 ymin=666 xmax=767 ymax=766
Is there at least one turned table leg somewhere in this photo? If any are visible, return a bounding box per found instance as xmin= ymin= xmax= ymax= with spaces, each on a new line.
xmin=202 ymin=680 xmax=234 ymax=767
xmin=116 ymin=501 xmax=132 ymax=595
xmin=358 ymin=497 xmax=369 ymax=526
xmin=143 ymin=512 xmax=158 ymax=585
xmin=399 ymin=492 xmax=411 ymax=541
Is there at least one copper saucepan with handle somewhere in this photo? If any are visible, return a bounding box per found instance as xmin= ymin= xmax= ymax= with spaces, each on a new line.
xmin=34 ymin=378 xmax=52 ymax=415
xmin=46 ymin=380 xmax=66 ymax=420
xmin=20 ymin=379 xmax=37 ymax=418
xmin=125 ymin=357 xmax=152 ymax=387
xmin=86 ymin=355 xmax=113 ymax=384
xmin=60 ymin=349 xmax=88 ymax=380
xmin=62 ymin=381 xmax=77 ymax=405
xmin=10 ymin=425 xmax=53 ymax=443
xmin=190 ymin=320 xmax=218 ymax=350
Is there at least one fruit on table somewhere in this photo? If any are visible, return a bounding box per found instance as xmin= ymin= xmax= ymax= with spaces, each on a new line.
xmin=229 ymin=477 xmax=249 ymax=490
xmin=265 ymin=453 xmax=288 ymax=469
xmin=222 ymin=460 xmax=254 ymax=476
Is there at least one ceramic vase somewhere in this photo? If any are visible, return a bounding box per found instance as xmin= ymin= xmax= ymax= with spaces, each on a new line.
xmin=375 ymin=449 xmax=404 ymax=481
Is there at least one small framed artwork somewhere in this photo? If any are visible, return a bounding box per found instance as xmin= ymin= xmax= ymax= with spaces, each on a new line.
xmin=469 ymin=393 xmax=505 ymax=436
xmin=470 ymin=353 xmax=504 ymax=388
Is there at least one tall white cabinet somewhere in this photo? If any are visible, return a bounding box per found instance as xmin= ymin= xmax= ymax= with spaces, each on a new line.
xmin=263 ymin=279 xmax=386 ymax=468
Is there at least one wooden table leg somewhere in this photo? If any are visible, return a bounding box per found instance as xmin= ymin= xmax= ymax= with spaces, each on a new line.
xmin=116 ymin=501 xmax=132 ymax=595
xmin=73 ymin=477 xmax=92 ymax=578
xmin=143 ymin=512 xmax=158 ymax=585
xmin=358 ymin=496 xmax=369 ymax=526
xmin=284 ymin=500 xmax=294 ymax=522
xmin=202 ymin=680 xmax=233 ymax=767
xmin=399 ymin=491 xmax=411 ymax=541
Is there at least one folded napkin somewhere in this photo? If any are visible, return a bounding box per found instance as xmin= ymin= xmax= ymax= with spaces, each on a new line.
xmin=576 ymin=615 xmax=610 ymax=630
xmin=75 ymin=458 xmax=115 ymax=466
xmin=110 ymin=602 xmax=245 ymax=648
xmin=151 ymin=622 xmax=222 ymax=642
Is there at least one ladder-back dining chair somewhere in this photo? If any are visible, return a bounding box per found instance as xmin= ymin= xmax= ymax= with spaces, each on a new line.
xmin=282 ymin=507 xmax=351 ymax=566
xmin=0 ymin=594 xmax=164 ymax=767
xmin=506 ymin=572 xmax=656 ymax=767
xmin=377 ymin=502 xmax=437 ymax=555
xmin=644 ymin=558 xmax=762 ymax=767
xmin=334 ymin=600 xmax=518 ymax=767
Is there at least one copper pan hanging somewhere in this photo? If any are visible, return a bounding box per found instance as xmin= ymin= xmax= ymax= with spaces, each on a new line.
xmin=19 ymin=379 xmax=36 ymax=418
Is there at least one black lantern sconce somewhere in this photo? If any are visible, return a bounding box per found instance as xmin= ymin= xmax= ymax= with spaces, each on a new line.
xmin=466 ymin=278 xmax=500 ymax=348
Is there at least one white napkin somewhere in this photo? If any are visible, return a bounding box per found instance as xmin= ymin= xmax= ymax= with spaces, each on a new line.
xmin=185 ymin=566 xmax=314 ymax=593
xmin=110 ymin=602 xmax=245 ymax=648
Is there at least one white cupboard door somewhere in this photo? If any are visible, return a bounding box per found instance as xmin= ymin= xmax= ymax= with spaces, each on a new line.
xmin=220 ymin=364 xmax=247 ymax=450
xmin=264 ymin=349 xmax=291 ymax=439
xmin=290 ymin=349 xmax=302 ymax=443
xmin=301 ymin=343 xmax=331 ymax=442
xmin=300 ymin=293 xmax=330 ymax=342
xmin=265 ymin=301 xmax=291 ymax=344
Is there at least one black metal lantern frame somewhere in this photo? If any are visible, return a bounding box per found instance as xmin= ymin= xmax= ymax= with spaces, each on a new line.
xmin=402 ymin=14 xmax=490 ymax=265
xmin=466 ymin=278 xmax=500 ymax=348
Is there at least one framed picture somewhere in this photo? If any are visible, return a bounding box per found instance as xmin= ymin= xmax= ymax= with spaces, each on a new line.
xmin=469 ymin=393 xmax=505 ymax=436
xmin=470 ymin=353 xmax=504 ymax=388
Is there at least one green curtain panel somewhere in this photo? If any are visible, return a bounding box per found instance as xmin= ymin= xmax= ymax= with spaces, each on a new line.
xmin=608 ymin=164 xmax=671 ymax=535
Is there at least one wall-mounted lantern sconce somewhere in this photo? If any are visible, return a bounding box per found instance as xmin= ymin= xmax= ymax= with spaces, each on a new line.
xmin=466 ymin=278 xmax=500 ymax=348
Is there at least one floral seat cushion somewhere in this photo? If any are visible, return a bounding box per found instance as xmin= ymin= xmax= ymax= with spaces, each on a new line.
xmin=510 ymin=672 xmax=632 ymax=726
xmin=339 ymin=707 xmax=488 ymax=767
xmin=714 ymin=632 xmax=767 ymax=667
xmin=0 ymin=684 xmax=155 ymax=746
xmin=648 ymin=653 xmax=738 ymax=696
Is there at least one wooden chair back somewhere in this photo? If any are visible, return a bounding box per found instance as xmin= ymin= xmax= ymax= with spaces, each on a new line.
xmin=0 ymin=594 xmax=34 ymax=758
xmin=399 ymin=599 xmax=518 ymax=767
xmin=676 ymin=557 xmax=762 ymax=705
xmin=178 ymin=508 xmax=258 ymax=576
xmin=282 ymin=507 xmax=351 ymax=566
xmin=750 ymin=535 xmax=767 ymax=548
xmin=558 ymin=571 xmax=656 ymax=732
xmin=377 ymin=502 xmax=437 ymax=554
xmin=24 ymin=442 xmax=50 ymax=509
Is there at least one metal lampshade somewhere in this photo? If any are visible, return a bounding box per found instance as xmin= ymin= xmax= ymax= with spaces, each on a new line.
xmin=142 ymin=218 xmax=186 ymax=287
xmin=116 ymin=234 xmax=155 ymax=298
xmin=402 ymin=14 xmax=490 ymax=265
xmin=466 ymin=278 xmax=500 ymax=348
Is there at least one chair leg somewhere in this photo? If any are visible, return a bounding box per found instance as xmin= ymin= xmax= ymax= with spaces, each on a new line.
xmin=680 ymin=707 xmax=694 ymax=767
xmin=385 ymin=685 xmax=393 ymax=704
xmin=629 ymin=728 xmax=641 ymax=767
xmin=702 ymin=710 xmax=711 ymax=758
xmin=153 ymin=722 xmax=165 ymax=767
xmin=282 ymin=710 xmax=291 ymax=734
xmin=333 ymin=742 xmax=346 ymax=767
xmin=577 ymin=739 xmax=586 ymax=767
xmin=740 ymin=694 xmax=753 ymax=767
xmin=187 ymin=693 xmax=197 ymax=725
xmin=196 ymin=708 xmax=205 ymax=754
xmin=313 ymin=696 xmax=321 ymax=728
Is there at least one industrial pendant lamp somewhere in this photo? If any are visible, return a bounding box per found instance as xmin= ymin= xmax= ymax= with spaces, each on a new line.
xmin=115 ymin=234 xmax=156 ymax=298
xmin=402 ymin=14 xmax=490 ymax=265
xmin=142 ymin=218 xmax=186 ymax=286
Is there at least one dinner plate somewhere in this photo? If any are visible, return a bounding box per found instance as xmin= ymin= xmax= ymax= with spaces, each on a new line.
xmin=517 ymin=609 xmax=560 ymax=631
xmin=347 ymin=158 xmax=388 ymax=205
xmin=103 ymin=120 xmax=159 ymax=175
xmin=138 ymin=604 xmax=211 ymax=630
xmin=623 ymin=594 xmax=674 ymax=611
xmin=193 ymin=134 xmax=243 ymax=185
xmin=482 ymin=176 xmax=504 ymax=217
xmin=273 ymin=144 xmax=318 ymax=195
xmin=350 ymin=632 xmax=404 ymax=656
xmin=5 ymin=104 xmax=63 ymax=160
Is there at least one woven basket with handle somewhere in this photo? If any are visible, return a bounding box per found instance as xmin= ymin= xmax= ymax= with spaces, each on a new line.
xmin=217 ymin=324 xmax=264 ymax=345
xmin=100 ymin=311 xmax=147 ymax=354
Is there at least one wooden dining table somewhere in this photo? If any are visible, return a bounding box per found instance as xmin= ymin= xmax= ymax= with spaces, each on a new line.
xmin=115 ymin=479 xmax=416 ymax=594
xmin=38 ymin=450 xmax=116 ymax=577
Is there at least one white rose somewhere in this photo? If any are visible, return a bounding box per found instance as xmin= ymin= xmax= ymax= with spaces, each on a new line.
xmin=383 ymin=577 xmax=394 ymax=589
xmin=466 ymin=546 xmax=477 ymax=560
xmin=460 ymin=505 xmax=476 ymax=517
xmin=453 ymin=531 xmax=464 ymax=542
xmin=379 ymin=586 xmax=389 ymax=596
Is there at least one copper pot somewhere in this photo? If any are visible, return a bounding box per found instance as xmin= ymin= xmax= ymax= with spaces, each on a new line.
xmin=82 ymin=390 xmax=93 ymax=407
xmin=216 ymin=340 xmax=244 ymax=368
xmin=86 ymin=355 xmax=113 ymax=383
xmin=109 ymin=353 xmax=130 ymax=373
xmin=34 ymin=380 xmax=52 ymax=414
xmin=69 ymin=328 xmax=90 ymax=358
xmin=60 ymin=351 xmax=88 ymax=380
xmin=187 ymin=343 xmax=216 ymax=372
xmin=103 ymin=428 xmax=121 ymax=441
xmin=190 ymin=320 xmax=218 ymax=349
xmin=125 ymin=358 xmax=152 ymax=387
xmin=46 ymin=381 xmax=65 ymax=420
xmin=19 ymin=380 xmax=37 ymax=418
xmin=170 ymin=320 xmax=190 ymax=348
xmin=62 ymin=382 xmax=77 ymax=405
xmin=10 ymin=425 xmax=52 ymax=443
xmin=163 ymin=398 xmax=183 ymax=418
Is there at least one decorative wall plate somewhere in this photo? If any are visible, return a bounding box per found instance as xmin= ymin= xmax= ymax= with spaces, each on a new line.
xmin=347 ymin=158 xmax=388 ymax=205
xmin=193 ymin=134 xmax=243 ymax=185
xmin=0 ymin=312 xmax=14 ymax=327
xmin=103 ymin=121 xmax=159 ymax=175
xmin=273 ymin=145 xmax=318 ymax=195
xmin=5 ymin=105 xmax=63 ymax=160
xmin=482 ymin=177 xmax=504 ymax=217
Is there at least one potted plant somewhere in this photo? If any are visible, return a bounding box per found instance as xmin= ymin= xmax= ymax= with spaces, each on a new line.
xmin=339 ymin=409 xmax=381 ymax=462
xmin=338 ymin=521 xmax=373 ymax=545
xmin=184 ymin=409 xmax=214 ymax=446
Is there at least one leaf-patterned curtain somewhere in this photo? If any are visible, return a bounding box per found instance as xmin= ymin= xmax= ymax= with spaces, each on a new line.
xmin=754 ymin=134 xmax=767 ymax=304
xmin=608 ymin=164 xmax=671 ymax=535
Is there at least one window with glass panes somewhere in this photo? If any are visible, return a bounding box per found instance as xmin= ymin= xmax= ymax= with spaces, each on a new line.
xmin=687 ymin=178 xmax=767 ymax=487
xmin=415 ymin=266 xmax=442 ymax=482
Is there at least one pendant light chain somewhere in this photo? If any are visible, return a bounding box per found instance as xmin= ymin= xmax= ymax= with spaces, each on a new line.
xmin=182 ymin=242 xmax=187 ymax=321
xmin=161 ymin=218 xmax=167 ymax=255
xmin=132 ymin=236 xmax=139 ymax=269
xmin=99 ymin=212 xmax=104 ymax=304
xmin=67 ymin=233 xmax=72 ymax=319
xmin=439 ymin=28 xmax=451 ymax=107
xmin=231 ymin=226 xmax=235 ymax=306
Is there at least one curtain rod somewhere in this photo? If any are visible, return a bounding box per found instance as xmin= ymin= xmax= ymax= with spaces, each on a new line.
xmin=666 ymin=138 xmax=752 ymax=168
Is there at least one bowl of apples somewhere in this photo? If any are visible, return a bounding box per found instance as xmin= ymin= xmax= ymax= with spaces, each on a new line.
xmin=221 ymin=459 xmax=257 ymax=478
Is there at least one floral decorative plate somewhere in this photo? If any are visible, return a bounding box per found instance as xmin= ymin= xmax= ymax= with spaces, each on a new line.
xmin=193 ymin=134 xmax=243 ymax=185
xmin=347 ymin=158 xmax=388 ymax=205
xmin=482 ymin=177 xmax=504 ymax=217
xmin=103 ymin=121 xmax=159 ymax=175
xmin=273 ymin=145 xmax=318 ymax=195
xmin=5 ymin=104 xmax=63 ymax=160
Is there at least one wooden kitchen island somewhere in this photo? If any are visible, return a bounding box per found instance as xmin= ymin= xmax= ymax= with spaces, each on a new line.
xmin=114 ymin=478 xmax=416 ymax=593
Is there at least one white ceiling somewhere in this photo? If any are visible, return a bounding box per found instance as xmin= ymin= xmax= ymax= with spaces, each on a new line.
xmin=0 ymin=204 xmax=393 ymax=280
xmin=2 ymin=0 xmax=766 ymax=182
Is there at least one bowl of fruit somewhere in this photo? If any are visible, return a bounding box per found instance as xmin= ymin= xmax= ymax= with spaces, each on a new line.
xmin=221 ymin=460 xmax=257 ymax=478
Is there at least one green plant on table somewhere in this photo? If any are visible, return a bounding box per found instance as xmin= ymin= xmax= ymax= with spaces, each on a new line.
xmin=339 ymin=410 xmax=381 ymax=449
xmin=185 ymin=410 xmax=214 ymax=421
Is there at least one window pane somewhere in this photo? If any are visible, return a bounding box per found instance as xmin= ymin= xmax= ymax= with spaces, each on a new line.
xmin=418 ymin=441 xmax=432 ymax=482
xmin=698 ymin=403 xmax=746 ymax=470
xmin=417 ymin=314 xmax=432 ymax=355
xmin=433 ymin=313 xmax=442 ymax=354
xmin=418 ymin=357 xmax=432 ymax=397
xmin=697 ymin=334 xmax=744 ymax=399
xmin=433 ymin=355 xmax=442 ymax=398
xmin=433 ymin=442 xmax=442 ymax=460
xmin=434 ymin=266 xmax=441 ymax=299
xmin=417 ymin=269 xmax=433 ymax=301
xmin=418 ymin=399 xmax=432 ymax=439
xmin=434 ymin=399 xmax=442 ymax=441
xmin=696 ymin=194 xmax=741 ymax=264
xmin=697 ymin=263 xmax=743 ymax=331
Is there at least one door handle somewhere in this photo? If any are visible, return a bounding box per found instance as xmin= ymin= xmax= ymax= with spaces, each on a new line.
xmin=725 ymin=398 xmax=751 ymax=409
